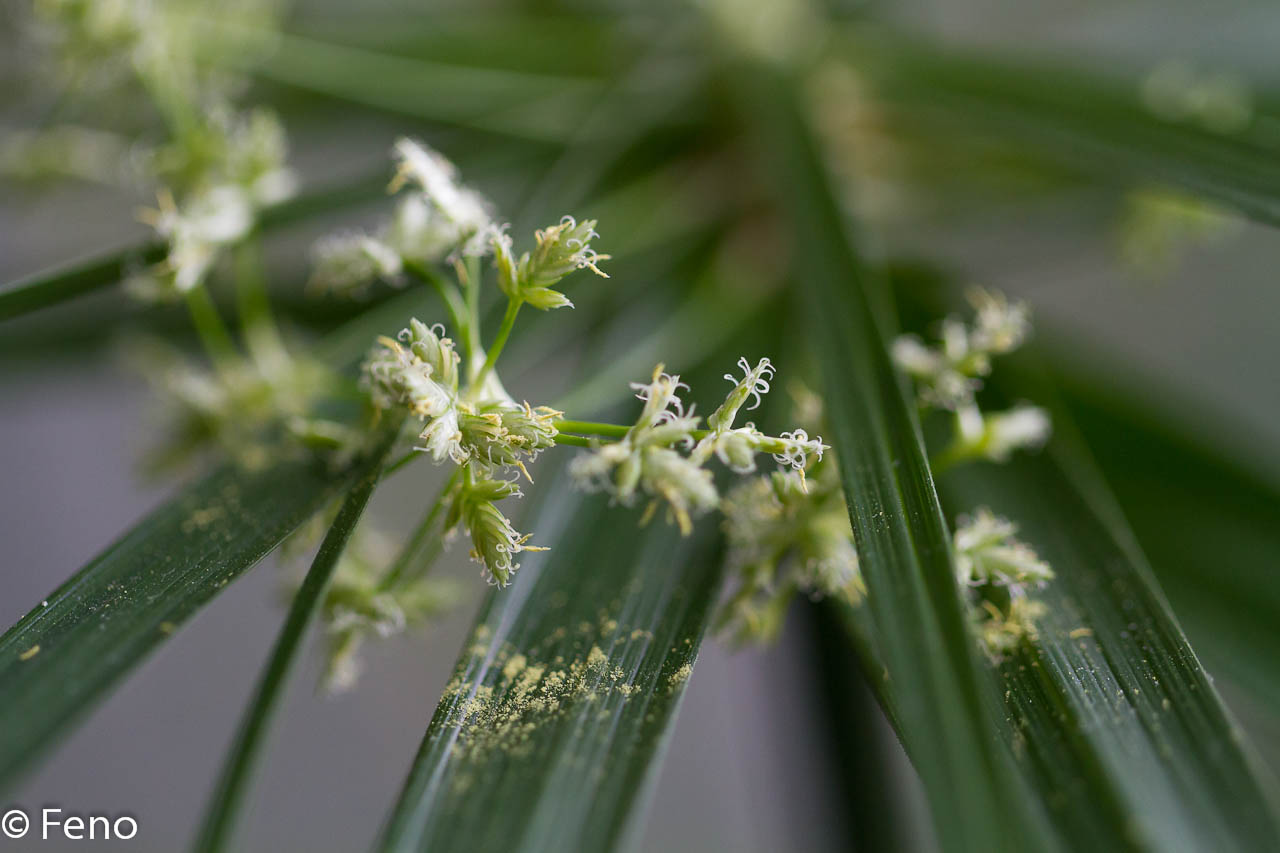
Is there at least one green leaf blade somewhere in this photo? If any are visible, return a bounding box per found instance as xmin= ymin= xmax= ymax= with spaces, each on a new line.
xmin=852 ymin=33 xmax=1280 ymax=229
xmin=378 ymin=474 xmax=721 ymax=853
xmin=195 ymin=420 xmax=400 ymax=852
xmin=739 ymin=63 xmax=1041 ymax=852
xmin=937 ymin=444 xmax=1280 ymax=850
xmin=0 ymin=448 xmax=386 ymax=790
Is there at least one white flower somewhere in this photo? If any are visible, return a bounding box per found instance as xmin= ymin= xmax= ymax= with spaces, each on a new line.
xmin=639 ymin=446 xmax=719 ymax=535
xmin=892 ymin=287 xmax=1032 ymax=411
xmin=137 ymin=186 xmax=253 ymax=295
xmin=953 ymin=507 xmax=1053 ymax=588
xmin=569 ymin=442 xmax=639 ymax=500
xmin=771 ymin=429 xmax=826 ymax=472
xmin=309 ymin=232 xmax=403 ymax=295
xmin=419 ymin=406 xmax=465 ymax=464
xmin=709 ymin=356 xmax=775 ymax=431
xmin=966 ymin=287 xmax=1031 ymax=355
xmin=981 ymin=405 xmax=1051 ymax=461
xmin=389 ymin=138 xmax=492 ymax=257
xmin=631 ymin=365 xmax=694 ymax=431
xmin=385 ymin=194 xmax=460 ymax=264
xmin=362 ymin=320 xmax=470 ymax=463
xmin=719 ymin=464 xmax=862 ymax=645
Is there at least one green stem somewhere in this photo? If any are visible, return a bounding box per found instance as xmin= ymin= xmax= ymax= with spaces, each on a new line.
xmin=0 ymin=172 xmax=388 ymax=325
xmin=233 ymin=238 xmax=291 ymax=375
xmin=554 ymin=419 xmax=718 ymax=442
xmin=474 ymin=299 xmax=521 ymax=386
xmin=465 ymin=255 xmax=482 ymax=347
xmin=193 ymin=444 xmax=391 ymax=852
xmin=184 ymin=285 xmax=238 ymax=368
xmin=555 ymin=419 xmax=630 ymax=438
xmin=379 ymin=469 xmax=459 ymax=591
xmin=552 ymin=433 xmax=598 ymax=448
xmin=382 ymin=448 xmax=421 ymax=478
xmin=404 ymin=259 xmax=470 ymax=350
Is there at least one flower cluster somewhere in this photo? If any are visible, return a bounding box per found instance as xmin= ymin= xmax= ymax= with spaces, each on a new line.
xmin=893 ymin=287 xmax=1050 ymax=466
xmin=311 ymin=139 xmax=495 ymax=296
xmin=128 ymin=336 xmax=348 ymax=471
xmin=279 ymin=509 xmax=457 ymax=692
xmin=570 ymin=359 xmax=827 ymax=536
xmin=491 ymin=216 xmax=610 ymax=310
xmin=362 ymin=319 xmax=559 ymax=482
xmin=953 ymin=508 xmax=1053 ymax=658
xmin=26 ymin=0 xmax=297 ymax=302
xmin=719 ymin=460 xmax=862 ymax=644
xmin=444 ymin=477 xmax=546 ymax=587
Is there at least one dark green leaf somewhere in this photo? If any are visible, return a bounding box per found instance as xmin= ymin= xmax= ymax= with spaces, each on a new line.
xmin=0 ymin=173 xmax=387 ymax=324
xmin=377 ymin=470 xmax=721 ymax=853
xmin=850 ymin=32 xmax=1280 ymax=227
xmin=1053 ymin=365 xmax=1280 ymax=718
xmin=739 ymin=62 xmax=1041 ymax=852
xmin=195 ymin=421 xmax=399 ymax=852
xmin=0 ymin=437 xmax=393 ymax=791
xmin=222 ymin=30 xmax=605 ymax=143
xmin=934 ymin=436 xmax=1280 ymax=850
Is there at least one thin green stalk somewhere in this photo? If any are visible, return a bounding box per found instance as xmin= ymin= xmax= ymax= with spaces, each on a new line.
xmin=555 ymin=419 xmax=717 ymax=442
xmin=0 ymin=172 xmax=388 ymax=325
xmin=378 ymin=469 xmax=459 ymax=591
xmin=383 ymin=449 xmax=421 ymax=478
xmin=404 ymin=259 xmax=470 ymax=352
xmin=465 ymin=256 xmax=482 ymax=340
xmin=551 ymin=433 xmax=597 ymax=448
xmin=233 ymin=239 xmax=290 ymax=375
xmin=555 ymin=420 xmax=630 ymax=439
xmin=473 ymin=299 xmax=521 ymax=386
xmin=184 ymin=285 xmax=238 ymax=368
xmin=193 ymin=454 xmax=390 ymax=853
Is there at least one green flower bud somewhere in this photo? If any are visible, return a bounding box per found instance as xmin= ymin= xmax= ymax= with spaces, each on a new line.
xmin=447 ymin=478 xmax=545 ymax=587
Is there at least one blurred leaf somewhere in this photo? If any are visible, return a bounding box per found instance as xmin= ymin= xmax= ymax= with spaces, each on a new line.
xmin=205 ymin=27 xmax=608 ymax=143
xmin=741 ymin=62 xmax=1041 ymax=851
xmin=934 ymin=434 xmax=1280 ymax=849
xmin=0 ymin=172 xmax=388 ymax=324
xmin=0 ymin=241 xmax=167 ymax=324
xmin=879 ymin=265 xmax=1280 ymax=846
xmin=1051 ymin=365 xmax=1280 ymax=716
xmin=195 ymin=421 xmax=399 ymax=852
xmin=851 ymin=32 xmax=1280 ymax=227
xmin=0 ymin=435 xmax=395 ymax=791
xmin=378 ymin=470 xmax=720 ymax=852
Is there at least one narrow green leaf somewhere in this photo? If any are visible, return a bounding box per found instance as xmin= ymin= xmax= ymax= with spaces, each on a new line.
xmin=194 ymin=420 xmax=400 ymax=852
xmin=0 ymin=241 xmax=166 ymax=323
xmin=935 ymin=437 xmax=1280 ymax=850
xmin=849 ymin=32 xmax=1280 ymax=227
xmin=207 ymin=27 xmax=606 ymax=143
xmin=0 ymin=437 xmax=393 ymax=791
xmin=739 ymin=63 xmax=1041 ymax=851
xmin=1053 ymin=366 xmax=1280 ymax=718
xmin=377 ymin=470 xmax=721 ymax=853
xmin=0 ymin=172 xmax=387 ymax=324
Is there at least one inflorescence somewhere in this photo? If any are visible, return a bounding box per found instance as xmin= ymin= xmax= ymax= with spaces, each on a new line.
xmin=893 ymin=287 xmax=1051 ymax=468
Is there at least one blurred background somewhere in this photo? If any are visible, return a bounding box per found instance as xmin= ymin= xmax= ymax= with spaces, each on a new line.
xmin=3 ymin=0 xmax=1279 ymax=850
